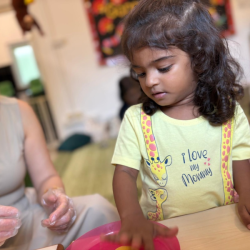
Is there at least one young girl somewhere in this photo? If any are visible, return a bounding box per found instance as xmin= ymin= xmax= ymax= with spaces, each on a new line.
xmin=105 ymin=0 xmax=250 ymax=249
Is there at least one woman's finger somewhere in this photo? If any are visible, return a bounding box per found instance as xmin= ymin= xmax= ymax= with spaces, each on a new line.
xmin=48 ymin=197 xmax=70 ymax=224
xmin=50 ymin=206 xmax=76 ymax=226
xmin=0 ymin=240 xmax=5 ymax=247
xmin=47 ymin=223 xmax=69 ymax=231
xmin=0 ymin=206 xmax=19 ymax=218
xmin=0 ymin=218 xmax=21 ymax=232
xmin=43 ymin=208 xmax=76 ymax=233
xmin=0 ymin=228 xmax=19 ymax=241
xmin=42 ymin=192 xmax=58 ymax=207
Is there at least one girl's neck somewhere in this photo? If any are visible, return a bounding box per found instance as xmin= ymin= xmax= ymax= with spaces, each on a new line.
xmin=161 ymin=103 xmax=199 ymax=120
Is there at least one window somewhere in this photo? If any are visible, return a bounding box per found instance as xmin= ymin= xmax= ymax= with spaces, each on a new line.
xmin=9 ymin=41 xmax=40 ymax=90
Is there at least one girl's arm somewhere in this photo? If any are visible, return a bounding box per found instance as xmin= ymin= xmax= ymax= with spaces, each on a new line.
xmin=103 ymin=164 xmax=178 ymax=250
xmin=233 ymin=159 xmax=250 ymax=229
xmin=113 ymin=165 xmax=143 ymax=222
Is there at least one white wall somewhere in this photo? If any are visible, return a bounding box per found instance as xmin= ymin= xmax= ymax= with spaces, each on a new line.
xmin=29 ymin=0 xmax=129 ymax=141
xmin=0 ymin=11 xmax=24 ymax=67
xmin=229 ymin=0 xmax=250 ymax=84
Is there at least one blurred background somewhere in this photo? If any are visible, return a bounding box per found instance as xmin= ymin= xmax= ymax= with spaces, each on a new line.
xmin=0 ymin=0 xmax=250 ymax=204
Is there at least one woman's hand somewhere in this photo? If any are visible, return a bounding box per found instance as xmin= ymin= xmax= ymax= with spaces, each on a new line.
xmin=102 ymin=214 xmax=178 ymax=250
xmin=0 ymin=206 xmax=21 ymax=246
xmin=41 ymin=188 xmax=76 ymax=233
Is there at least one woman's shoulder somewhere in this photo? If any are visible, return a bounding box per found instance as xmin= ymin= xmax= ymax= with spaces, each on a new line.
xmin=0 ymin=95 xmax=18 ymax=105
xmin=17 ymin=99 xmax=33 ymax=114
xmin=0 ymin=96 xmax=32 ymax=114
xmin=0 ymin=96 xmax=21 ymax=118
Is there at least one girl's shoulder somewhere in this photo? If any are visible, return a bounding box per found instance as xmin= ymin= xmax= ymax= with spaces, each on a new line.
xmin=124 ymin=103 xmax=143 ymax=118
xmin=234 ymin=103 xmax=248 ymax=122
xmin=234 ymin=103 xmax=249 ymax=125
xmin=234 ymin=103 xmax=244 ymax=116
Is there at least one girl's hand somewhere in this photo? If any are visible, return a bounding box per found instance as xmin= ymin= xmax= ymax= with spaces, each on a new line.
xmin=41 ymin=188 xmax=76 ymax=233
xmin=237 ymin=194 xmax=250 ymax=230
xmin=0 ymin=206 xmax=21 ymax=246
xmin=233 ymin=190 xmax=239 ymax=203
xmin=101 ymin=215 xmax=178 ymax=250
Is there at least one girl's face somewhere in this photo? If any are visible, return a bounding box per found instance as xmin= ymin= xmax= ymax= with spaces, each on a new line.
xmin=131 ymin=47 xmax=197 ymax=111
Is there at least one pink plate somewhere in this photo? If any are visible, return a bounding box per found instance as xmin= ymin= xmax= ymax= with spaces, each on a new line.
xmin=66 ymin=221 xmax=180 ymax=250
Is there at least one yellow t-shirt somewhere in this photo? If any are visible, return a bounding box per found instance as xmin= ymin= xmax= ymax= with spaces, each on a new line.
xmin=112 ymin=104 xmax=250 ymax=220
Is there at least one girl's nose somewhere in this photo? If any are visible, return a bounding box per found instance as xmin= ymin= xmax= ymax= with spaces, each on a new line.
xmin=145 ymin=72 xmax=158 ymax=88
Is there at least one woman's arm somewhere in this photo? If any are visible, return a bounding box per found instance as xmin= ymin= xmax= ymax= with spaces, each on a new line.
xmin=18 ymin=100 xmax=64 ymax=202
xmin=233 ymin=159 xmax=250 ymax=229
xmin=18 ymin=100 xmax=76 ymax=233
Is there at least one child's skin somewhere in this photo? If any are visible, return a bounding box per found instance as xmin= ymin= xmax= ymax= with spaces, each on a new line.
xmin=103 ymin=46 xmax=250 ymax=250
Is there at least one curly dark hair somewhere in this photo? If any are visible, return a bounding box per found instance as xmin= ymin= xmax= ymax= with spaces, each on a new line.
xmin=121 ymin=0 xmax=244 ymax=125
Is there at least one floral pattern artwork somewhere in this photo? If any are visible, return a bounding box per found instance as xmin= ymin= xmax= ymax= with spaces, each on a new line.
xmin=84 ymin=0 xmax=138 ymax=66
xmin=202 ymin=0 xmax=235 ymax=37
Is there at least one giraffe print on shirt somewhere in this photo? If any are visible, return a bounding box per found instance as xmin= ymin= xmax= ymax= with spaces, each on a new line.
xmin=140 ymin=109 xmax=172 ymax=187
xmin=221 ymin=119 xmax=234 ymax=205
xmin=147 ymin=188 xmax=168 ymax=221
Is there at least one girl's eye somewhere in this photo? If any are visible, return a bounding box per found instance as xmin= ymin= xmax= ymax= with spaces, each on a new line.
xmin=158 ymin=65 xmax=173 ymax=73
xmin=135 ymin=65 xmax=173 ymax=78
xmin=136 ymin=72 xmax=146 ymax=78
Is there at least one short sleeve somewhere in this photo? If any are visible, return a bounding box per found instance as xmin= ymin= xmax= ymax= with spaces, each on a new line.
xmin=232 ymin=104 xmax=250 ymax=160
xmin=111 ymin=106 xmax=142 ymax=170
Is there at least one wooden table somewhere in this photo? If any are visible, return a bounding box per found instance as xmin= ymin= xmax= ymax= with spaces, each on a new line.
xmin=36 ymin=244 xmax=64 ymax=250
xmin=160 ymin=204 xmax=250 ymax=250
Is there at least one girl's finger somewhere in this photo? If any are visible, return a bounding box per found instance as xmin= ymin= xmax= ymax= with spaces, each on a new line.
xmin=131 ymin=234 xmax=142 ymax=249
xmin=155 ymin=225 xmax=178 ymax=238
xmin=233 ymin=190 xmax=239 ymax=203
xmin=238 ymin=205 xmax=250 ymax=228
xmin=143 ymin=236 xmax=155 ymax=250
xmin=101 ymin=233 xmax=119 ymax=243
xmin=119 ymin=232 xmax=131 ymax=245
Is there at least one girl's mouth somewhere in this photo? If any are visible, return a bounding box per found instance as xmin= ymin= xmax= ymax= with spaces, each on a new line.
xmin=153 ymin=92 xmax=166 ymax=99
